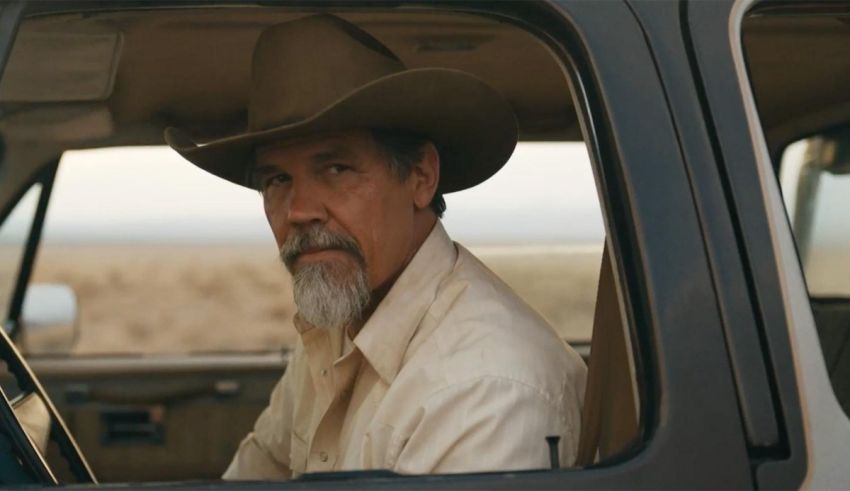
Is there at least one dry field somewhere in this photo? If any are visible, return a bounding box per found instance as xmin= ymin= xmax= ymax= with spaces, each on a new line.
xmin=16 ymin=243 xmax=602 ymax=354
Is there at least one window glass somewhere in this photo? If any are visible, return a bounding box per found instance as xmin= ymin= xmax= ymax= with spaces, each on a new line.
xmin=0 ymin=185 xmax=41 ymax=323
xmin=777 ymin=131 xmax=850 ymax=418
xmin=31 ymin=143 xmax=602 ymax=354
xmin=780 ymin=136 xmax=850 ymax=297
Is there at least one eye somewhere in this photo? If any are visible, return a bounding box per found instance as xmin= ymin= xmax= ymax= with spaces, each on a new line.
xmin=262 ymin=173 xmax=291 ymax=190
xmin=327 ymin=163 xmax=352 ymax=175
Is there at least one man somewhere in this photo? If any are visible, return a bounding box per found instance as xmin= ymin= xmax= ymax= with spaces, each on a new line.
xmin=166 ymin=14 xmax=586 ymax=478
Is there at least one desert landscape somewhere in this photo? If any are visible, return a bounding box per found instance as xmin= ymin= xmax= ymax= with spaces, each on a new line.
xmin=18 ymin=243 xmax=602 ymax=354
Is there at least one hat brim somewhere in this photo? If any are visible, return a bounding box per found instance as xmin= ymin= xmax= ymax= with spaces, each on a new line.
xmin=165 ymin=68 xmax=517 ymax=193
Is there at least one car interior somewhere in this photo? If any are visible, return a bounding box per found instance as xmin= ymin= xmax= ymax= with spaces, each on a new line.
xmin=0 ymin=4 xmax=641 ymax=484
xmin=0 ymin=0 xmax=848 ymax=486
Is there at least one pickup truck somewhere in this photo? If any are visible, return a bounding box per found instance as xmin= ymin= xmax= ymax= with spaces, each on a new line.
xmin=0 ymin=0 xmax=848 ymax=489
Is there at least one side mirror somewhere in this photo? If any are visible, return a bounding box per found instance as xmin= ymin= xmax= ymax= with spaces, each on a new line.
xmin=19 ymin=283 xmax=79 ymax=355
xmin=820 ymin=125 xmax=850 ymax=175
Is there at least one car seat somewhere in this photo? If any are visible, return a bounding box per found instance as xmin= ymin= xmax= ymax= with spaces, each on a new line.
xmin=575 ymin=243 xmax=640 ymax=465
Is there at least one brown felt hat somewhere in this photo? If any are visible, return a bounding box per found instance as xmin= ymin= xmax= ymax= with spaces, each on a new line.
xmin=165 ymin=14 xmax=518 ymax=193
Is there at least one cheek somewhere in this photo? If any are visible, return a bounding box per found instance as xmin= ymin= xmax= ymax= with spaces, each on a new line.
xmin=355 ymin=185 xmax=417 ymax=278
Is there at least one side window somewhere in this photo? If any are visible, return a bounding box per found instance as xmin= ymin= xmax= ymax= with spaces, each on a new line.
xmin=31 ymin=149 xmax=290 ymax=354
xmin=778 ymin=130 xmax=850 ymax=417
xmin=744 ymin=9 xmax=850 ymax=418
xmin=0 ymin=4 xmax=662 ymax=484
xmin=779 ymin=132 xmax=850 ymax=297
xmin=444 ymin=142 xmax=603 ymax=344
xmin=31 ymin=143 xmax=602 ymax=353
xmin=0 ymin=184 xmax=41 ymax=324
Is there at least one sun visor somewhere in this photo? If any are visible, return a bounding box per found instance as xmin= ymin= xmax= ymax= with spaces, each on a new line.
xmin=0 ymin=29 xmax=123 ymax=102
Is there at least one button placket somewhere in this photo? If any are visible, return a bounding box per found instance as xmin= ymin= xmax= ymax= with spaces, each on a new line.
xmin=308 ymin=353 xmax=361 ymax=472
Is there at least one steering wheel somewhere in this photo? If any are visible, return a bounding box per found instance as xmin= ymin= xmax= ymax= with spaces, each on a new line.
xmin=0 ymin=326 xmax=96 ymax=485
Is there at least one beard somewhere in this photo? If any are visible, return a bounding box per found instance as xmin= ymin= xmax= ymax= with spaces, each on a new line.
xmin=279 ymin=225 xmax=371 ymax=330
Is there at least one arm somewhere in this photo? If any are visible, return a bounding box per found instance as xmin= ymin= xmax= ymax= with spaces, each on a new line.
xmin=223 ymin=360 xmax=297 ymax=480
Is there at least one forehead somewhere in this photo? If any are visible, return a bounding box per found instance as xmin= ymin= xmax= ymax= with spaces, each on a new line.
xmin=254 ymin=130 xmax=378 ymax=166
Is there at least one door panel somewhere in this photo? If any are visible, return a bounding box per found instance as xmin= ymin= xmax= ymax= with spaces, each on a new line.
xmin=28 ymin=353 xmax=286 ymax=482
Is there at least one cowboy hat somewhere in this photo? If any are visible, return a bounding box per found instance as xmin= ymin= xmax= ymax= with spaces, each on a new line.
xmin=165 ymin=14 xmax=518 ymax=193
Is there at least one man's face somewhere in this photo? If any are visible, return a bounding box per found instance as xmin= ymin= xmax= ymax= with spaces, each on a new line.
xmin=254 ymin=130 xmax=432 ymax=328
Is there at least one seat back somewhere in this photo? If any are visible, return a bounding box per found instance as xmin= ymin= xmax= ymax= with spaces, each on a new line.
xmin=811 ymin=297 xmax=850 ymax=416
xmin=575 ymin=243 xmax=639 ymax=465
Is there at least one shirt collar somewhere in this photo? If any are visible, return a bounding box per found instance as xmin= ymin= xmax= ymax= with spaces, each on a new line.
xmin=353 ymin=220 xmax=457 ymax=385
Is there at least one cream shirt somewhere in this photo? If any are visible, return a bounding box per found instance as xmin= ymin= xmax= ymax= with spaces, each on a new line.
xmin=224 ymin=222 xmax=586 ymax=479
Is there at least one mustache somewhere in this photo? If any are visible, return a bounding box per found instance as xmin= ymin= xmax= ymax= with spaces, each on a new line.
xmin=279 ymin=226 xmax=365 ymax=270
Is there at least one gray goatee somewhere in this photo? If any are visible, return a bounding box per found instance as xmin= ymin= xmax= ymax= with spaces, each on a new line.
xmin=280 ymin=225 xmax=370 ymax=330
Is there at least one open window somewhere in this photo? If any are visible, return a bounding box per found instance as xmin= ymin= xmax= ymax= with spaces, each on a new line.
xmin=0 ymin=4 xmax=646 ymax=482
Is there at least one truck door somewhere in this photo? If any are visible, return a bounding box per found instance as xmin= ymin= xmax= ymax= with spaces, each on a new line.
xmin=0 ymin=0 xmax=764 ymax=488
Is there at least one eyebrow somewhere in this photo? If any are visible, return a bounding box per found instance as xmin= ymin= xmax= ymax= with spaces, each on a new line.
xmin=251 ymin=164 xmax=280 ymax=180
xmin=251 ymin=143 xmax=358 ymax=184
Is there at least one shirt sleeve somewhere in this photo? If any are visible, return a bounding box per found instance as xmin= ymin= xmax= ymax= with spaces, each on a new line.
xmin=393 ymin=375 xmax=579 ymax=475
xmin=222 ymin=359 xmax=296 ymax=480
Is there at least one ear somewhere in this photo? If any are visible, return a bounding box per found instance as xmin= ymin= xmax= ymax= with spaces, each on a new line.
xmin=411 ymin=142 xmax=440 ymax=210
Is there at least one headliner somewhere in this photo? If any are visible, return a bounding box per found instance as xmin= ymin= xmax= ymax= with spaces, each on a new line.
xmin=0 ymin=6 xmax=581 ymax=153
xmin=0 ymin=5 xmax=848 ymax=174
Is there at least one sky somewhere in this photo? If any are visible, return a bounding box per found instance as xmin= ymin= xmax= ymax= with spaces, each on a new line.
xmin=2 ymin=142 xmax=605 ymax=246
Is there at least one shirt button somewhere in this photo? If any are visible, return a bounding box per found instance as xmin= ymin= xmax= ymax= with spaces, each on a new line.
xmin=319 ymin=451 xmax=329 ymax=462
xmin=320 ymin=369 xmax=328 ymax=377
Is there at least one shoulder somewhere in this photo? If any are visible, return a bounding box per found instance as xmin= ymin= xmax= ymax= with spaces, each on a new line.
xmin=409 ymin=243 xmax=586 ymax=408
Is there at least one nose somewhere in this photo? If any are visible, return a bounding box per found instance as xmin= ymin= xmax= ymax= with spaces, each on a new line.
xmin=285 ymin=181 xmax=328 ymax=225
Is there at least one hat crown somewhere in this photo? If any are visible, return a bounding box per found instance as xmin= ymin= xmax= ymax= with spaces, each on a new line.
xmin=249 ymin=15 xmax=405 ymax=130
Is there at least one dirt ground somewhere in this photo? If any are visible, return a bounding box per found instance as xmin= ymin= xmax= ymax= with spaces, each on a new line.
xmin=21 ymin=243 xmax=602 ymax=354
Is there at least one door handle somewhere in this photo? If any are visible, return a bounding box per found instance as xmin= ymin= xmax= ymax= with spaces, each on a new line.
xmin=100 ymin=406 xmax=165 ymax=446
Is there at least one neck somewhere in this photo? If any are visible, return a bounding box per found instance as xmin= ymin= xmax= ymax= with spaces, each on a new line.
xmin=348 ymin=213 xmax=438 ymax=337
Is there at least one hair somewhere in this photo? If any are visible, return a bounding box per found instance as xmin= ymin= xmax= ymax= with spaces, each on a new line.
xmin=370 ymin=128 xmax=446 ymax=218
xmin=280 ymin=224 xmax=370 ymax=330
